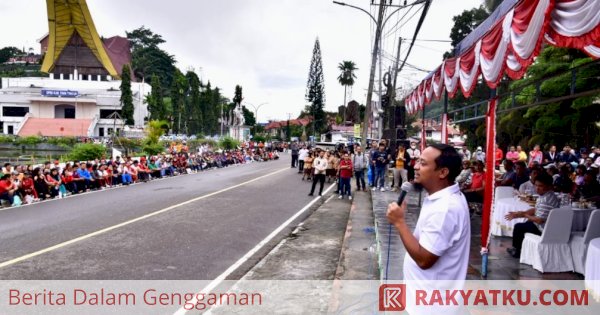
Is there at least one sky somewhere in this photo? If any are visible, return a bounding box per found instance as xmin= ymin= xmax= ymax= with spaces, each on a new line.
xmin=0 ymin=0 xmax=483 ymax=122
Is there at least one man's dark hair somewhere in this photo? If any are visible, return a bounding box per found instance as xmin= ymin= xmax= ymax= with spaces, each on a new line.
xmin=515 ymin=161 xmax=526 ymax=169
xmin=535 ymin=171 xmax=553 ymax=187
xmin=430 ymin=143 xmax=462 ymax=183
xmin=1 ymin=174 xmax=10 ymax=180
xmin=504 ymin=159 xmax=514 ymax=168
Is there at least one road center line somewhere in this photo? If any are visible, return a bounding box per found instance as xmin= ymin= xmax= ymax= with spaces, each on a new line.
xmin=173 ymin=183 xmax=337 ymax=315
xmin=0 ymin=167 xmax=289 ymax=269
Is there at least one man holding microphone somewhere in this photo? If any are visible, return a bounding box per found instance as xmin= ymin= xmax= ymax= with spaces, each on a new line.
xmin=386 ymin=144 xmax=470 ymax=314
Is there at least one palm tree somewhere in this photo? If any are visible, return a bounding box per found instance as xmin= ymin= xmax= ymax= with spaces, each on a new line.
xmin=337 ymin=61 xmax=358 ymax=124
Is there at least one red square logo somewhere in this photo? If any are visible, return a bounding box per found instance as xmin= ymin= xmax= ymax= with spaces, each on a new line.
xmin=379 ymin=284 xmax=406 ymax=312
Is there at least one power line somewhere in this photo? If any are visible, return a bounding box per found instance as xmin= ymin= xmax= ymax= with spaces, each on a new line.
xmin=397 ymin=0 xmax=432 ymax=75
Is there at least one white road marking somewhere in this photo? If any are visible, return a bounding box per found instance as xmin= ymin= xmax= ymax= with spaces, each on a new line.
xmin=173 ymin=183 xmax=337 ymax=315
xmin=0 ymin=167 xmax=289 ymax=269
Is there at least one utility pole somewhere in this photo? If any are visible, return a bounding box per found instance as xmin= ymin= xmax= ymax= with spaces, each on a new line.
xmin=391 ymin=37 xmax=402 ymax=147
xmin=361 ymin=0 xmax=385 ymax=148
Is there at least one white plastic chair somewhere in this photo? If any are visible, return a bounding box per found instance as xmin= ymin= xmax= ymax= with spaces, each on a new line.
xmin=495 ymin=186 xmax=514 ymax=201
xmin=569 ymin=210 xmax=600 ymax=275
xmin=520 ymin=208 xmax=574 ymax=273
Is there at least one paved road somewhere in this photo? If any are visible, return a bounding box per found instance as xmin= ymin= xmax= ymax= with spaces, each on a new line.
xmin=0 ymin=155 xmax=322 ymax=280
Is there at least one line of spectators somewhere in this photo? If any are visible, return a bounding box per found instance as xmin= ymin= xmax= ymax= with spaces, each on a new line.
xmin=0 ymin=147 xmax=280 ymax=207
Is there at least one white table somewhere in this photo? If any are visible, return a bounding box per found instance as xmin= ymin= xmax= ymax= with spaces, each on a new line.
xmin=585 ymin=238 xmax=600 ymax=302
xmin=571 ymin=207 xmax=596 ymax=231
xmin=491 ymin=198 xmax=530 ymax=237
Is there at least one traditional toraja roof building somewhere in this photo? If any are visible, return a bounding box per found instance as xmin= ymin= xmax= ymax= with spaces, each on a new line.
xmin=0 ymin=0 xmax=149 ymax=137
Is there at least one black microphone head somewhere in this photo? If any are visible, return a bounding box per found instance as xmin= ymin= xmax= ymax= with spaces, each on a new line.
xmin=401 ymin=182 xmax=414 ymax=192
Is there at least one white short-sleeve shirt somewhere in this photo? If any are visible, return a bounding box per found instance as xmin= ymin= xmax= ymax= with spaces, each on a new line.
xmin=403 ymin=184 xmax=470 ymax=314
xmin=404 ymin=183 xmax=470 ymax=280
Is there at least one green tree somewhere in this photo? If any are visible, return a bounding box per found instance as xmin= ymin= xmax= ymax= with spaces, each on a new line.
xmin=143 ymin=120 xmax=169 ymax=155
xmin=126 ymin=26 xmax=177 ymax=88
xmin=484 ymin=0 xmax=503 ymax=13
xmin=200 ymin=82 xmax=214 ymax=135
xmin=445 ymin=6 xmax=489 ymax=57
xmin=170 ymin=69 xmax=188 ymax=134
xmin=147 ymin=74 xmax=167 ymax=121
xmin=120 ymin=64 xmax=135 ymax=125
xmin=0 ymin=46 xmax=23 ymax=63
xmin=498 ymin=47 xmax=600 ymax=148
xmin=242 ymin=106 xmax=256 ymax=126
xmin=337 ymin=60 xmax=358 ymax=123
xmin=306 ymin=38 xmax=327 ymax=137
xmin=186 ymin=71 xmax=203 ymax=135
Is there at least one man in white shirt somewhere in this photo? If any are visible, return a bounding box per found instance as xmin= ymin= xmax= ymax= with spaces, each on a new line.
xmin=298 ymin=146 xmax=309 ymax=174
xmin=407 ymin=142 xmax=421 ymax=181
xmin=308 ymin=150 xmax=327 ymax=196
xmin=387 ymin=144 xmax=470 ymax=314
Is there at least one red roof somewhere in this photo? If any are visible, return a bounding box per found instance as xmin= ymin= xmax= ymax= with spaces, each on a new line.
xmin=264 ymin=118 xmax=311 ymax=130
xmin=102 ymin=36 xmax=132 ymax=78
xmin=18 ymin=118 xmax=93 ymax=137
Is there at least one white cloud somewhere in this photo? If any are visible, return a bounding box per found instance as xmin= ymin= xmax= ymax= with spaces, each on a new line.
xmin=1 ymin=0 xmax=483 ymax=122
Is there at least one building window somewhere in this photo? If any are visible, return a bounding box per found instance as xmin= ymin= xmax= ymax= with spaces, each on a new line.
xmin=100 ymin=109 xmax=122 ymax=119
xmin=99 ymin=127 xmax=104 ymax=137
xmin=107 ymin=128 xmax=114 ymax=135
xmin=2 ymin=106 xmax=29 ymax=117
xmin=426 ymin=131 xmax=432 ymax=138
xmin=7 ymin=125 xmax=14 ymax=135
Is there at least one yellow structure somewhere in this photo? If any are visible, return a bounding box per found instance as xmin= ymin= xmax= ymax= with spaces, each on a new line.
xmin=41 ymin=0 xmax=119 ymax=78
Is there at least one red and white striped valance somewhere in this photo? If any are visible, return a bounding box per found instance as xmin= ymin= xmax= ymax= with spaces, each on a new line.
xmin=406 ymin=0 xmax=600 ymax=115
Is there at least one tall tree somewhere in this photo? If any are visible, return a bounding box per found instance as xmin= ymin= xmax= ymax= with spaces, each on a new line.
xmin=147 ymin=74 xmax=167 ymax=121
xmin=126 ymin=26 xmax=177 ymax=89
xmin=233 ymin=85 xmax=243 ymax=105
xmin=0 ymin=46 xmax=23 ymax=63
xmin=186 ymin=71 xmax=203 ymax=135
xmin=211 ymin=87 xmax=223 ymax=135
xmin=170 ymin=69 xmax=188 ymax=134
xmin=242 ymin=106 xmax=256 ymax=126
xmin=445 ymin=6 xmax=489 ymax=57
xmin=305 ymin=38 xmax=327 ymax=137
xmin=484 ymin=0 xmax=503 ymax=13
xmin=120 ymin=64 xmax=135 ymax=125
xmin=337 ymin=60 xmax=358 ymax=123
xmin=200 ymin=82 xmax=214 ymax=135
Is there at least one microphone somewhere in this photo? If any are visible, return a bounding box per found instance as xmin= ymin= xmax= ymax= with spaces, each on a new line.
xmin=397 ymin=182 xmax=414 ymax=204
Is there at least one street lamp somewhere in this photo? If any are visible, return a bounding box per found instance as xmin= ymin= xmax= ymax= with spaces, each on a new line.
xmin=333 ymin=0 xmax=427 ymax=147
xmin=245 ymin=102 xmax=268 ymax=136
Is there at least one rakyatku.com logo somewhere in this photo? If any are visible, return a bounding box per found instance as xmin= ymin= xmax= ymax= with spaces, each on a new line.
xmin=379 ymin=284 xmax=406 ymax=311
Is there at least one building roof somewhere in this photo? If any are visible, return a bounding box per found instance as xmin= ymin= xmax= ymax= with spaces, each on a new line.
xmin=18 ymin=118 xmax=93 ymax=137
xmin=412 ymin=118 xmax=462 ymax=136
xmin=264 ymin=118 xmax=311 ymax=130
xmin=41 ymin=0 xmax=119 ymax=78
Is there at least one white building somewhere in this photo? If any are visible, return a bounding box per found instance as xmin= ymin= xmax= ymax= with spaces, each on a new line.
xmin=0 ymin=76 xmax=149 ymax=137
xmin=0 ymin=0 xmax=150 ymax=138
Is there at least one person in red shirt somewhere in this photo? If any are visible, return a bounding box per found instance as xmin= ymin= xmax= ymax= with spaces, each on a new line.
xmin=463 ymin=160 xmax=485 ymax=204
xmin=20 ymin=172 xmax=38 ymax=201
xmin=338 ymin=152 xmax=354 ymax=200
xmin=0 ymin=174 xmax=17 ymax=205
xmin=495 ymin=144 xmax=504 ymax=169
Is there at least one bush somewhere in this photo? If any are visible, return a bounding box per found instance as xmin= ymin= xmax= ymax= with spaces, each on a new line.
xmin=0 ymin=134 xmax=15 ymax=144
xmin=15 ymin=136 xmax=43 ymax=146
xmin=47 ymin=136 xmax=78 ymax=148
xmin=142 ymin=143 xmax=165 ymax=155
xmin=218 ymin=137 xmax=240 ymax=150
xmin=68 ymin=143 xmax=107 ymax=161
xmin=114 ymin=137 xmax=143 ymax=152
